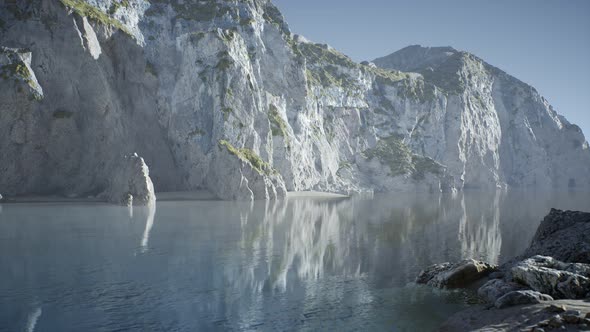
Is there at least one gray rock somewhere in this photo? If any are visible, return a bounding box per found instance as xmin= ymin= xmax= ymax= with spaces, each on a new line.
xmin=438 ymin=299 xmax=590 ymax=332
xmin=417 ymin=259 xmax=496 ymax=288
xmin=548 ymin=315 xmax=564 ymax=328
xmin=478 ymin=278 xmax=527 ymax=303
xmin=511 ymin=256 xmax=590 ymax=299
xmin=562 ymin=310 xmax=582 ymax=324
xmin=523 ymin=209 xmax=590 ymax=263
xmin=488 ymin=271 xmax=505 ymax=279
xmin=545 ymin=304 xmax=568 ymax=313
xmin=416 ymin=262 xmax=453 ymax=284
xmin=103 ymin=153 xmax=156 ymax=206
xmin=494 ymin=290 xmax=553 ymax=309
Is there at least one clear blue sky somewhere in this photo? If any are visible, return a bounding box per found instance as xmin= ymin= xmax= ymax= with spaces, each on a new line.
xmin=273 ymin=0 xmax=590 ymax=138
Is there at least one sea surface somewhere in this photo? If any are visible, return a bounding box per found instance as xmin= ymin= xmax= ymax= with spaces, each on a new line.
xmin=1 ymin=190 xmax=589 ymax=331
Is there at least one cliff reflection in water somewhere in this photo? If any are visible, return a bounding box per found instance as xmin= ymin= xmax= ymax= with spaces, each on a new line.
xmin=2 ymin=190 xmax=589 ymax=331
xmin=227 ymin=192 xmax=498 ymax=295
xmin=226 ymin=190 xmax=590 ymax=293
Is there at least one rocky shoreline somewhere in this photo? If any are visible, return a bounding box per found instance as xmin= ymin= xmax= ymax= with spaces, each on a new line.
xmin=417 ymin=209 xmax=590 ymax=331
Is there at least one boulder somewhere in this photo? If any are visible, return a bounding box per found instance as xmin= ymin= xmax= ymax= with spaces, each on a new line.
xmin=494 ymin=290 xmax=553 ymax=309
xmin=478 ymin=278 xmax=527 ymax=303
xmin=416 ymin=259 xmax=497 ymax=288
xmin=103 ymin=153 xmax=156 ymax=206
xmin=511 ymin=255 xmax=590 ymax=299
xmin=523 ymin=209 xmax=590 ymax=263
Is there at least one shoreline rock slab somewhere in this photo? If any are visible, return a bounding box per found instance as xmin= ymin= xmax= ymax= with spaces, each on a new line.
xmin=511 ymin=255 xmax=590 ymax=299
xmin=439 ymin=300 xmax=590 ymax=332
xmin=494 ymin=290 xmax=553 ymax=309
xmin=416 ymin=259 xmax=497 ymax=289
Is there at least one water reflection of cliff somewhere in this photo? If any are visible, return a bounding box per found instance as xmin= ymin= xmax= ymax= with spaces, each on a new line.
xmin=195 ymin=190 xmax=590 ymax=330
xmin=225 ymin=191 xmax=511 ymax=299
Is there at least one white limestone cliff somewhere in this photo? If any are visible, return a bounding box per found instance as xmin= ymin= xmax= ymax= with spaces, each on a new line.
xmin=0 ymin=1 xmax=588 ymax=201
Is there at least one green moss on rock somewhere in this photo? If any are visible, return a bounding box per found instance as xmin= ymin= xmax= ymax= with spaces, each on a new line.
xmin=59 ymin=0 xmax=131 ymax=36
xmin=218 ymin=140 xmax=276 ymax=176
xmin=108 ymin=0 xmax=129 ymax=15
xmin=298 ymin=42 xmax=357 ymax=69
xmin=397 ymin=77 xmax=437 ymax=103
xmin=268 ymin=104 xmax=288 ymax=137
xmin=364 ymin=136 xmax=444 ymax=179
xmin=222 ymin=107 xmax=233 ymax=120
xmin=1 ymin=62 xmax=34 ymax=87
xmin=364 ymin=136 xmax=414 ymax=176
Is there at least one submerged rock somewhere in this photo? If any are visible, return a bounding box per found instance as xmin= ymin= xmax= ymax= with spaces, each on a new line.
xmin=416 ymin=259 xmax=496 ymax=288
xmin=494 ymin=290 xmax=553 ymax=309
xmin=523 ymin=209 xmax=590 ymax=263
xmin=511 ymin=255 xmax=590 ymax=299
xmin=103 ymin=153 xmax=156 ymax=206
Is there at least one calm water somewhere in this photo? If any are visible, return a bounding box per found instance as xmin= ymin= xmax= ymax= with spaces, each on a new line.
xmin=1 ymin=191 xmax=589 ymax=332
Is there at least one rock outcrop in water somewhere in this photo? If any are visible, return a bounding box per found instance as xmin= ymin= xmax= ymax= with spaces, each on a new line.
xmin=102 ymin=153 xmax=156 ymax=206
xmin=417 ymin=209 xmax=590 ymax=331
xmin=1 ymin=1 xmax=589 ymax=201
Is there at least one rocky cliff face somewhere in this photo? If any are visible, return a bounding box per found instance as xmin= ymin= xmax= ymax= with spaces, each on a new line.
xmin=1 ymin=0 xmax=588 ymax=200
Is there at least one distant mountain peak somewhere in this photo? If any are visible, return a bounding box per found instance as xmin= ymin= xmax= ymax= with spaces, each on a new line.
xmin=373 ymin=45 xmax=461 ymax=72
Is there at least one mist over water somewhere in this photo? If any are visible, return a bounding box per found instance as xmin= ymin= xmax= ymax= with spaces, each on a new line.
xmin=0 ymin=191 xmax=588 ymax=331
